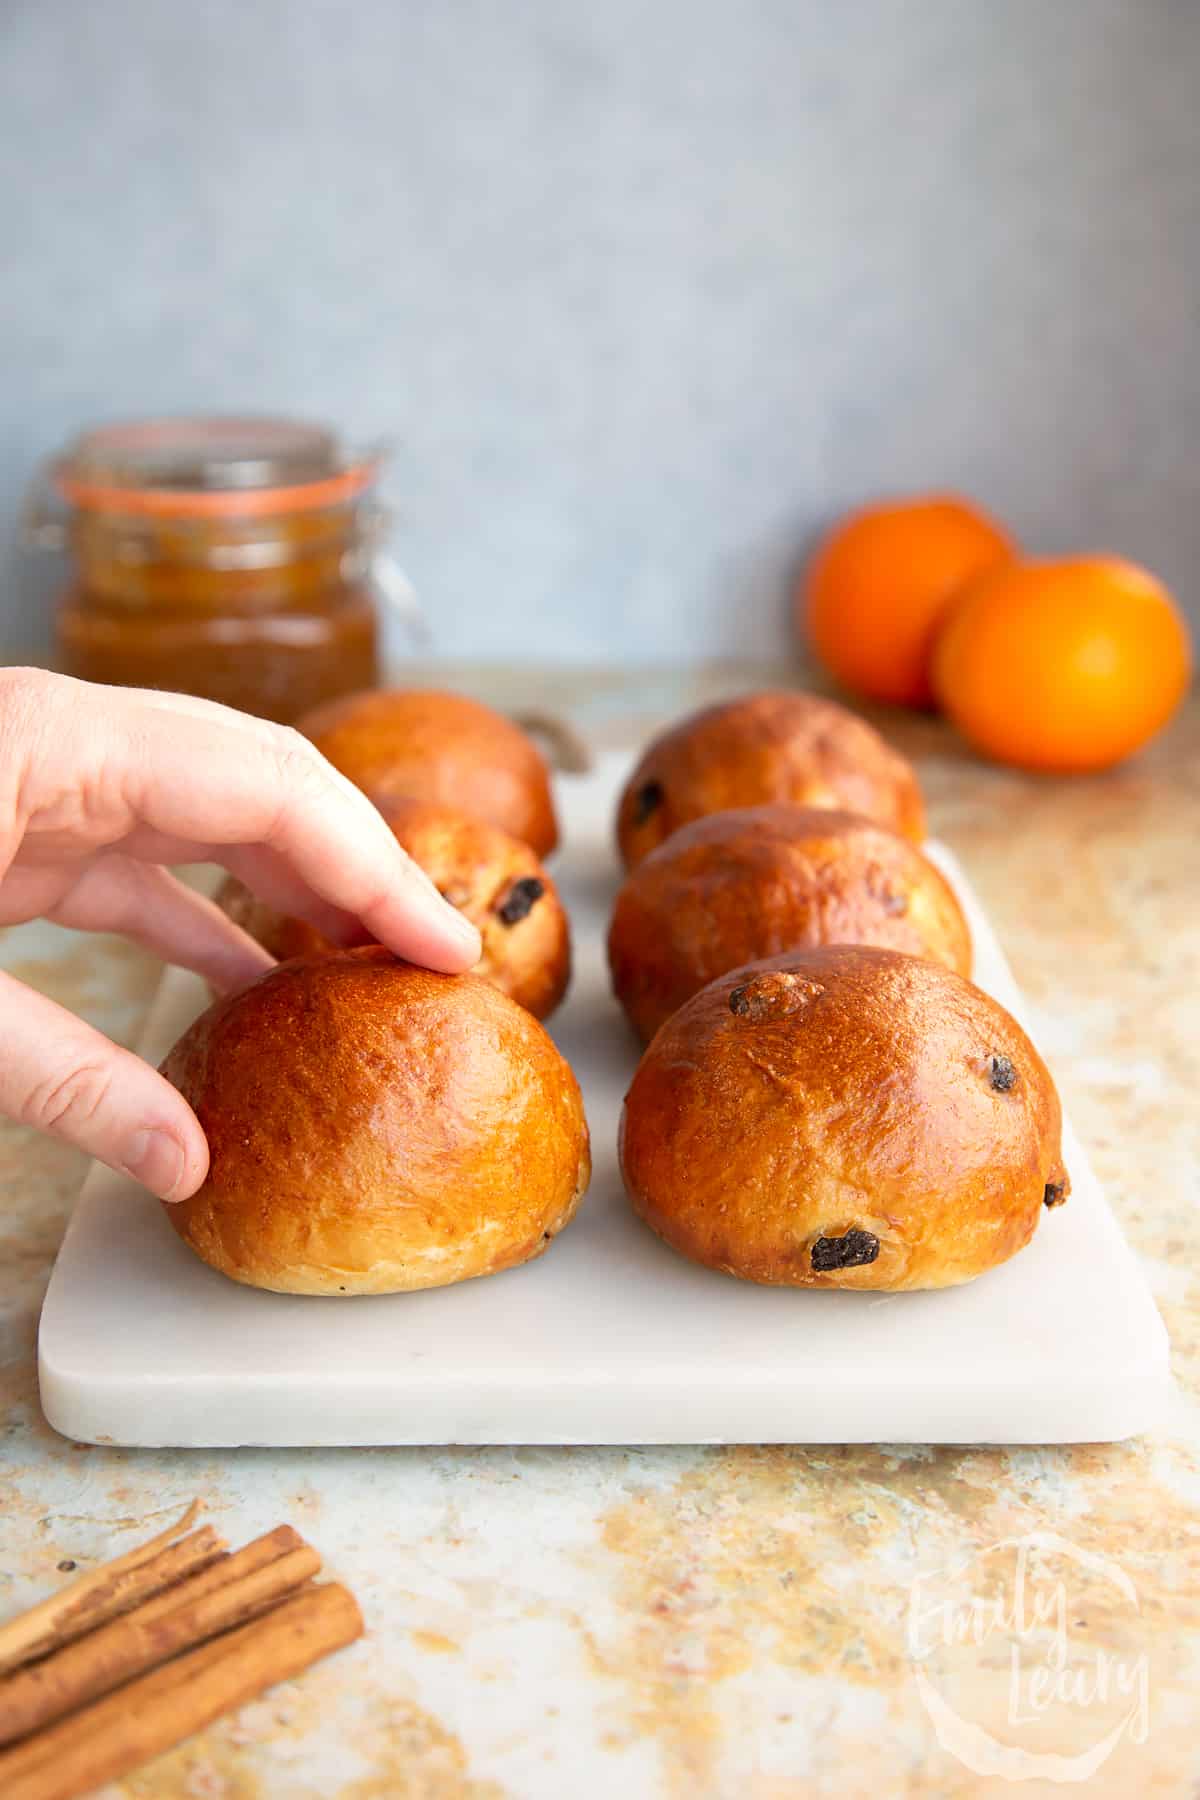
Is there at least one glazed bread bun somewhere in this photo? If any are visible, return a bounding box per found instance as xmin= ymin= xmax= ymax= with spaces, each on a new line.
xmin=215 ymin=796 xmax=570 ymax=1019
xmin=299 ymin=688 xmax=559 ymax=856
xmin=608 ymin=805 xmax=970 ymax=1042
xmin=616 ymin=690 xmax=924 ymax=867
xmin=620 ymin=945 xmax=1069 ymax=1291
xmin=162 ymin=948 xmax=591 ymax=1295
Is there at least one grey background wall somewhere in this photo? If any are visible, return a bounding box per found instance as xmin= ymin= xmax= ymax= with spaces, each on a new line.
xmin=3 ymin=0 xmax=1197 ymax=665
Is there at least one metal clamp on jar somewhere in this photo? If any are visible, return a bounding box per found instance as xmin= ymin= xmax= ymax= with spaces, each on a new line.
xmin=26 ymin=416 xmax=423 ymax=724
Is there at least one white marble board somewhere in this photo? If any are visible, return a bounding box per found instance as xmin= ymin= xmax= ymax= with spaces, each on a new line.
xmin=37 ymin=754 xmax=1169 ymax=1447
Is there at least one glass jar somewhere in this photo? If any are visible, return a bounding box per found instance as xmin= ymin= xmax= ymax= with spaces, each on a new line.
xmin=33 ymin=417 xmax=398 ymax=723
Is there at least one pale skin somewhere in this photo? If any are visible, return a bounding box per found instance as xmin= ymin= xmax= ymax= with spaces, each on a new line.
xmin=0 ymin=669 xmax=483 ymax=1202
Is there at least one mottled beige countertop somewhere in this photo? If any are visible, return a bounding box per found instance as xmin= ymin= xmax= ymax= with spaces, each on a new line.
xmin=1 ymin=665 xmax=1198 ymax=1798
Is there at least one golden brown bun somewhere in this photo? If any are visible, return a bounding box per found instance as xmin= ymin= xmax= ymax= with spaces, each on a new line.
xmin=215 ymin=796 xmax=570 ymax=1019
xmin=299 ymin=688 xmax=559 ymax=856
xmin=608 ymin=806 xmax=971 ymax=1042
xmin=616 ymin=691 xmax=924 ymax=867
xmin=620 ymin=945 xmax=1068 ymax=1291
xmin=162 ymin=948 xmax=591 ymax=1296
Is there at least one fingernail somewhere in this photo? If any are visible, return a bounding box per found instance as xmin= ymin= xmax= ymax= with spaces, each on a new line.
xmin=449 ymin=921 xmax=483 ymax=966
xmin=122 ymin=1128 xmax=186 ymax=1202
xmin=446 ymin=907 xmax=482 ymax=951
xmin=429 ymin=889 xmax=478 ymax=942
xmin=404 ymin=862 xmax=482 ymax=951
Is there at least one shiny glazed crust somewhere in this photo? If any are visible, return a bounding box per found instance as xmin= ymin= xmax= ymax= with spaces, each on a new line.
xmin=215 ymin=796 xmax=571 ymax=1019
xmin=162 ymin=948 xmax=591 ymax=1295
xmin=615 ymin=691 xmax=925 ymax=867
xmin=619 ymin=945 xmax=1069 ymax=1291
xmin=300 ymin=687 xmax=559 ymax=856
xmin=608 ymin=805 xmax=971 ymax=1042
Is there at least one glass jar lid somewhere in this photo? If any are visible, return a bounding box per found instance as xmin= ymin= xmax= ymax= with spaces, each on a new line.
xmin=51 ymin=417 xmax=381 ymax=518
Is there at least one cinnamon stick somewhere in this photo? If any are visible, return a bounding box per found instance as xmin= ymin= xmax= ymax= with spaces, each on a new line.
xmin=131 ymin=1523 xmax=302 ymax=1626
xmin=0 ymin=1628 xmax=240 ymax=1789
xmin=0 ymin=1582 xmax=364 ymax=1800
xmin=0 ymin=1502 xmax=221 ymax=1677
xmin=0 ymin=1536 xmax=321 ymax=1745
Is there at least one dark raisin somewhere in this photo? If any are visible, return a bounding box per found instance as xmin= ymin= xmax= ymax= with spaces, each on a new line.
xmin=989 ymin=1054 xmax=1017 ymax=1092
xmin=729 ymin=970 xmax=824 ymax=1022
xmin=57 ymin=1559 xmax=77 ymax=1573
xmin=1043 ymin=1181 xmax=1068 ymax=1209
xmin=633 ymin=779 xmax=664 ymax=826
xmin=811 ymin=1230 xmax=880 ymax=1273
xmin=496 ymin=877 xmax=544 ymax=925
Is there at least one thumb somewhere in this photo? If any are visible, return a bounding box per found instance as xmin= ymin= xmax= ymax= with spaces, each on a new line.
xmin=0 ymin=971 xmax=208 ymax=1201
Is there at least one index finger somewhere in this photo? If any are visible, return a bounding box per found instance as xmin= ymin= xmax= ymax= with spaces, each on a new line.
xmin=56 ymin=681 xmax=482 ymax=972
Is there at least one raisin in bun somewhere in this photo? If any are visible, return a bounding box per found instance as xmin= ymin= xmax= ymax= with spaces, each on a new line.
xmin=162 ymin=948 xmax=590 ymax=1296
xmin=300 ymin=687 xmax=559 ymax=856
xmin=620 ymin=945 xmax=1068 ymax=1291
xmin=608 ymin=806 xmax=970 ymax=1042
xmin=215 ymin=796 xmax=570 ymax=1019
xmin=616 ymin=691 xmax=924 ymax=867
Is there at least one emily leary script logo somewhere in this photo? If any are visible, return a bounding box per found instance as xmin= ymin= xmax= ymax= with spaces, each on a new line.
xmin=907 ymin=1530 xmax=1150 ymax=1782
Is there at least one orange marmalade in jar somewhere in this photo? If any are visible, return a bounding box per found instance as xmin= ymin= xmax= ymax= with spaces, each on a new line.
xmin=43 ymin=417 xmax=384 ymax=723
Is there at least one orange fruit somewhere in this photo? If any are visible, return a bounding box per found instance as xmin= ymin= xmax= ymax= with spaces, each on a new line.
xmin=933 ymin=556 xmax=1192 ymax=774
xmin=803 ymin=495 xmax=1014 ymax=708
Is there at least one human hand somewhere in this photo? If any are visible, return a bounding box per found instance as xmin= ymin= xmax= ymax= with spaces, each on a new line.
xmin=0 ymin=670 xmax=482 ymax=1201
